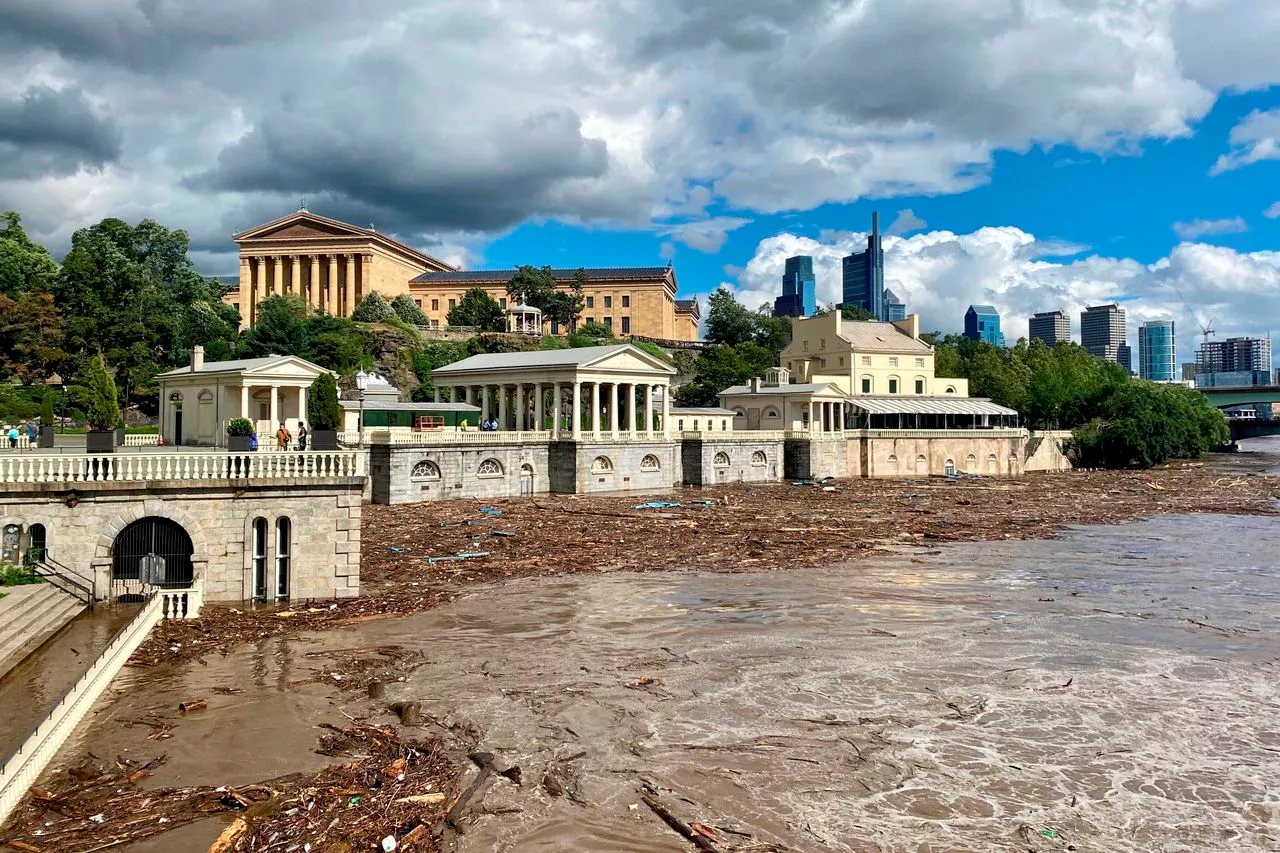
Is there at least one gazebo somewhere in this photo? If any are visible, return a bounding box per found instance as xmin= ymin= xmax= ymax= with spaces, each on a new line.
xmin=429 ymin=344 xmax=676 ymax=438
xmin=507 ymin=302 xmax=543 ymax=336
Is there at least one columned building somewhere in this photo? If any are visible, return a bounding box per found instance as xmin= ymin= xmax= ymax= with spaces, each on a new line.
xmin=222 ymin=208 xmax=455 ymax=328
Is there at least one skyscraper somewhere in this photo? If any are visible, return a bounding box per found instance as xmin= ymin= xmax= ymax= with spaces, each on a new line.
xmin=1028 ymin=310 xmax=1070 ymax=345
xmin=841 ymin=212 xmax=885 ymax=321
xmin=1080 ymin=303 xmax=1127 ymax=365
xmin=1196 ymin=336 xmax=1272 ymax=373
xmin=1138 ymin=320 xmax=1176 ymax=381
xmin=772 ymin=255 xmax=817 ymax=318
xmin=964 ymin=305 xmax=1005 ymax=346
xmin=883 ymin=288 xmax=906 ymax=322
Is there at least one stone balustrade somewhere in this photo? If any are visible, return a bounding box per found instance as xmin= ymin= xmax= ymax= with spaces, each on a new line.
xmin=123 ymin=434 xmax=162 ymax=446
xmin=0 ymin=451 xmax=365 ymax=485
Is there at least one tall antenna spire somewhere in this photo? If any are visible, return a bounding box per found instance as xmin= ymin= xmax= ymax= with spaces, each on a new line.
xmin=872 ymin=210 xmax=879 ymax=237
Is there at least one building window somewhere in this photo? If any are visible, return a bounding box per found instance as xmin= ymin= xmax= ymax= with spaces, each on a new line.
xmin=586 ymin=296 xmax=594 ymax=308
xmin=803 ymin=341 xmax=809 ymax=351
xmin=251 ymin=517 xmax=267 ymax=601
xmin=411 ymin=460 xmax=441 ymax=481
xmin=604 ymin=316 xmax=613 ymax=329
xmin=604 ymin=296 xmax=612 ymax=308
xmin=677 ymin=419 xmax=684 ymax=430
xmin=275 ymin=517 xmax=291 ymax=599
xmin=861 ymin=356 xmax=871 ymax=366
xmin=945 ymin=386 xmax=956 ymax=394
xmin=621 ymin=317 xmax=631 ymax=334
xmin=499 ymin=298 xmax=507 ymax=309
xmin=414 ymin=299 xmax=422 ymax=308
xmin=915 ymin=358 xmax=925 ymax=367
xmin=586 ymin=316 xmax=595 ymax=325
xmin=838 ymin=356 xmax=844 ymax=366
xmin=693 ymin=420 xmax=699 ymax=430
xmin=820 ymin=339 xmax=826 ymax=349
xmin=477 ymin=458 xmax=504 ymax=478
xmin=944 ymin=459 xmax=956 ymax=476
xmin=713 ymin=451 xmax=731 ymax=468
xmin=763 ymin=408 xmax=779 ymax=419
xmin=431 ymin=299 xmax=439 ymax=311
xmin=640 ymin=454 xmax=661 ymax=472
xmin=591 ymin=455 xmax=614 ymax=474
xmin=888 ymin=378 xmax=899 ymax=394
xmin=448 ymin=298 xmax=456 ymax=310
xmin=861 ymin=377 xmax=872 ymax=394
xmin=732 ymin=408 xmax=746 ymax=418
xmin=721 ymin=419 xmax=728 ymax=430
xmin=965 ymin=454 xmax=976 ymax=471
xmin=26 ymin=524 xmax=47 ymax=564
xmin=232 ymin=302 xmax=240 ymax=315
xmin=886 ymin=454 xmax=898 ymax=472
xmin=750 ymin=450 xmax=766 ymax=466
xmin=915 ymin=378 xmax=925 ymax=394
xmin=621 ymin=295 xmax=630 ymax=308
xmin=889 ymin=357 xmax=898 ymax=367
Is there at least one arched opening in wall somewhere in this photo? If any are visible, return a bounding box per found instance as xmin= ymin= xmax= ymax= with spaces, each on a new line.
xmin=944 ymin=458 xmax=956 ymax=476
xmin=2 ymin=523 xmax=20 ymax=564
xmin=477 ymin=458 xmax=504 ymax=478
xmin=27 ymin=523 xmax=46 ymax=564
xmin=763 ymin=407 xmax=779 ymax=420
xmin=886 ymin=454 xmax=898 ymax=473
xmin=945 ymin=386 xmax=956 ymax=394
xmin=987 ymin=453 xmax=998 ymax=473
xmin=520 ymin=462 xmax=535 ymax=496
xmin=713 ymin=452 xmax=731 ymax=468
xmin=915 ymin=455 xmax=927 ymax=475
xmin=965 ymin=454 xmax=977 ymax=472
xmin=591 ymin=455 xmax=614 ymax=475
xmin=275 ymin=518 xmax=291 ymax=600
xmin=640 ymin=454 xmax=661 ymax=472
xmin=112 ymin=517 xmax=194 ymax=592
xmin=411 ymin=460 xmax=441 ymax=481
xmin=750 ymin=450 xmax=767 ymax=467
xmin=252 ymin=517 xmax=268 ymax=601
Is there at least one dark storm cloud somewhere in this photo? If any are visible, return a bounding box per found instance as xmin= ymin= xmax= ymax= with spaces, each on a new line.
xmin=0 ymin=86 xmax=122 ymax=179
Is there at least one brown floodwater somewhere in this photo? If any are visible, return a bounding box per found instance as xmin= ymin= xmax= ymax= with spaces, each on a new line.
xmin=44 ymin=507 xmax=1275 ymax=853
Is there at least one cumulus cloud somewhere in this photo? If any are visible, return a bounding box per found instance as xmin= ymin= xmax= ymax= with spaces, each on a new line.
xmin=0 ymin=85 xmax=121 ymax=179
xmin=1264 ymin=202 xmax=1280 ymax=219
xmin=1172 ymin=217 xmax=1249 ymax=240
xmin=718 ymin=225 xmax=1280 ymax=367
xmin=0 ymin=0 xmax=1278 ymax=265
xmin=1210 ymin=109 xmax=1280 ymax=175
xmin=660 ymin=217 xmax=752 ymax=253
xmin=887 ymin=209 xmax=927 ymax=236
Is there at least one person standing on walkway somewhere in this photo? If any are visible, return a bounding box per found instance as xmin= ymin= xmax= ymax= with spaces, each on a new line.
xmin=25 ymin=422 xmax=37 ymax=449
xmin=297 ymin=421 xmax=308 ymax=451
xmin=275 ymin=421 xmax=290 ymax=451
xmin=6 ymin=425 xmax=17 ymax=450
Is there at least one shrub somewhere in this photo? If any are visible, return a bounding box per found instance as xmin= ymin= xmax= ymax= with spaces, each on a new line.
xmin=307 ymin=373 xmax=340 ymax=431
xmin=227 ymin=417 xmax=253 ymax=437
xmin=82 ymin=354 xmax=120 ymax=431
xmin=0 ymin=561 xmax=41 ymax=587
xmin=351 ymin=292 xmax=393 ymax=323
xmin=40 ymin=389 xmax=55 ymax=426
xmin=390 ymin=294 xmax=428 ymax=326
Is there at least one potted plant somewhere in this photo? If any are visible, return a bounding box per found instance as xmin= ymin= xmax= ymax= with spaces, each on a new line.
xmin=307 ymin=373 xmax=341 ymax=450
xmin=39 ymin=389 xmax=56 ymax=448
xmin=84 ymin=355 xmax=120 ymax=454
xmin=226 ymin=417 xmax=254 ymax=452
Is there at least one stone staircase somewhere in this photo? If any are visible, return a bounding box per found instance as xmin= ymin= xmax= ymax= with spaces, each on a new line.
xmin=0 ymin=585 xmax=86 ymax=682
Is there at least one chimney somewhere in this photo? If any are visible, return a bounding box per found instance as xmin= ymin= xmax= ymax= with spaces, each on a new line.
xmin=191 ymin=345 xmax=205 ymax=373
xmin=750 ymin=377 xmax=761 ymax=393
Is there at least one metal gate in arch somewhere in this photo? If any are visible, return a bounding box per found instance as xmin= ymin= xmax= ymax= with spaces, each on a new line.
xmin=112 ymin=517 xmax=194 ymax=590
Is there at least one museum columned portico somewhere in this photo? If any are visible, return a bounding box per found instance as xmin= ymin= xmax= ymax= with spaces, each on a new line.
xmin=240 ymin=252 xmax=369 ymax=325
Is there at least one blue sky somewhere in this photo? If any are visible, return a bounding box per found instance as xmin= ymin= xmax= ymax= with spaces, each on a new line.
xmin=6 ymin=0 xmax=1280 ymax=364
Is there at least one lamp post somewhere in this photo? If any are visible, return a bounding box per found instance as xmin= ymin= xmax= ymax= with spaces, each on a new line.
xmin=355 ymin=369 xmax=369 ymax=446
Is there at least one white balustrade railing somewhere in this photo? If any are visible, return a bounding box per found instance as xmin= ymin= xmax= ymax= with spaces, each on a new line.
xmin=681 ymin=430 xmax=788 ymax=441
xmin=0 ymin=451 xmax=365 ymax=484
xmin=123 ymin=433 xmax=162 ymax=446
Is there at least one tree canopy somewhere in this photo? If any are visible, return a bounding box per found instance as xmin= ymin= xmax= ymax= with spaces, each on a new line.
xmin=447 ymin=287 xmax=505 ymax=331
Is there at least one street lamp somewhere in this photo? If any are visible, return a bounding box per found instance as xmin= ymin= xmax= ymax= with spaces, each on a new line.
xmin=355 ymin=369 xmax=369 ymax=446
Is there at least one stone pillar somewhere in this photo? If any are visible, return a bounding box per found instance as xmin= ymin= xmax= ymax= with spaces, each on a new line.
xmin=289 ymin=255 xmax=301 ymax=296
xmin=551 ymin=383 xmax=561 ymax=438
xmin=643 ymin=384 xmax=653 ymax=437
xmin=591 ymin=382 xmax=602 ymax=438
xmin=662 ymin=384 xmax=671 ymax=437
xmin=308 ymin=256 xmax=320 ymax=308
xmin=240 ymin=385 xmax=250 ymax=419
xmin=345 ymin=255 xmax=356 ymax=316
xmin=327 ymin=255 xmax=338 ymax=314
xmin=270 ymin=384 xmax=279 ymax=426
xmin=248 ymin=258 xmax=259 ymax=325
xmin=297 ymin=386 xmax=306 ymax=426
xmin=273 ymin=256 xmax=284 ymax=297
xmin=481 ymin=386 xmax=490 ymax=421
xmin=513 ymin=384 xmax=525 ymax=432
xmin=239 ymin=257 xmax=251 ymax=325
xmin=608 ymin=382 xmax=618 ymax=438
xmin=572 ymin=382 xmax=582 ymax=440
xmin=534 ymin=383 xmax=544 ymax=432
xmin=358 ymin=254 xmax=371 ymax=305
xmin=498 ymin=385 xmax=508 ymax=431
xmin=433 ymin=386 xmax=440 ymax=403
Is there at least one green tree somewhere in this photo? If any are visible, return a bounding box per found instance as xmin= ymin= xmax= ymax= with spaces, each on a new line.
xmin=0 ymin=291 xmax=70 ymax=383
xmin=675 ymin=342 xmax=776 ymax=407
xmin=0 ymin=212 xmax=58 ymax=298
xmin=704 ymin=288 xmax=758 ymax=347
xmin=82 ymin=354 xmax=120 ymax=431
xmin=242 ymin=295 xmax=308 ymax=357
xmin=351 ymin=291 xmax=393 ymax=322
xmin=306 ymin=373 xmax=341 ymax=430
xmin=302 ymin=314 xmax=372 ymax=372
xmin=1068 ymin=382 xmax=1228 ymax=468
xmin=505 ymin=265 xmax=558 ymax=311
xmin=447 ymin=287 xmax=505 ymax=331
xmin=40 ymin=388 xmax=55 ymax=426
xmin=390 ymin=293 xmax=428 ymax=325
xmin=568 ymin=320 xmax=614 ymax=348
xmin=840 ymin=305 xmax=875 ymax=321
xmin=408 ymin=341 xmax=467 ymax=401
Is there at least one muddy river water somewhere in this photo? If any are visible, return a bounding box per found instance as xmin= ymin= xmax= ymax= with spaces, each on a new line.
xmin=60 ymin=507 xmax=1278 ymax=853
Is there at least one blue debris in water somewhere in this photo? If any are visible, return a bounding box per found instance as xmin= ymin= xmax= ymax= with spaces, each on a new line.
xmin=479 ymin=507 xmax=502 ymax=517
xmin=635 ymin=501 xmax=681 ymax=509
xmin=388 ymin=546 xmax=405 ymax=555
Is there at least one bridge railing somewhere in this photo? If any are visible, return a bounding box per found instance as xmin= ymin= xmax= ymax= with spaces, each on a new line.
xmin=0 ymin=451 xmax=365 ymax=484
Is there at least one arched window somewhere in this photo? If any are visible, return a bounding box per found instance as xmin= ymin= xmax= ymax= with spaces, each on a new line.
xmin=732 ymin=408 xmax=746 ymax=418
xmin=750 ymin=450 xmax=767 ymax=466
xmin=886 ymin=454 xmax=899 ymax=472
xmin=714 ymin=452 xmax=731 ymax=468
xmin=914 ymin=376 xmax=927 ymax=394
xmin=763 ymin=407 xmax=779 ymax=419
xmin=945 ymin=386 xmax=956 ymax=394
xmin=987 ymin=453 xmax=998 ymax=473
xmin=411 ymin=460 xmax=441 ymax=481
xmin=477 ymin=458 xmax=504 ymax=478
xmin=275 ymin=517 xmax=291 ymax=599
xmin=915 ymin=454 xmax=927 ymax=475
xmin=27 ymin=523 xmax=47 ymax=564
xmin=591 ymin=455 xmax=614 ymax=474
xmin=251 ymin=517 xmax=268 ymax=600
xmin=520 ymin=462 xmax=534 ymax=475
xmin=965 ymin=454 xmax=977 ymax=471
xmin=640 ymin=454 xmax=661 ymax=472
xmin=944 ymin=459 xmax=956 ymax=476
xmin=112 ymin=517 xmax=194 ymax=589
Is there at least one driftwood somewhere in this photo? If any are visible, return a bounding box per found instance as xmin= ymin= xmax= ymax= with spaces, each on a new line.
xmin=177 ymin=699 xmax=206 ymax=713
xmin=640 ymin=793 xmax=720 ymax=851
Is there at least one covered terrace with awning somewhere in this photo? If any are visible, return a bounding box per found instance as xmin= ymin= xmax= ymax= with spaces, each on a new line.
xmin=847 ymin=396 xmax=1020 ymax=430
